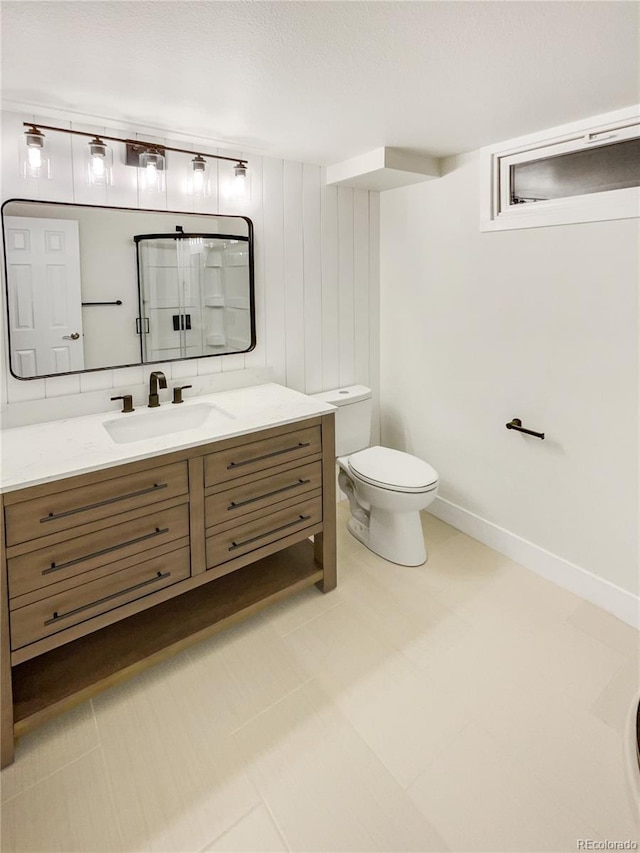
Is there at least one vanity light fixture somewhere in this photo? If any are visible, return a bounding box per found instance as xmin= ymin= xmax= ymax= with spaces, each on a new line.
xmin=20 ymin=122 xmax=249 ymax=198
xmin=86 ymin=136 xmax=113 ymax=187
xmin=22 ymin=125 xmax=51 ymax=179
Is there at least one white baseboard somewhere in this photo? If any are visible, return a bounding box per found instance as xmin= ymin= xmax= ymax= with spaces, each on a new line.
xmin=428 ymin=496 xmax=640 ymax=630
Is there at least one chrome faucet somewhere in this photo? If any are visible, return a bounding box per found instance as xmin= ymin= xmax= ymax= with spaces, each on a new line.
xmin=147 ymin=371 xmax=167 ymax=408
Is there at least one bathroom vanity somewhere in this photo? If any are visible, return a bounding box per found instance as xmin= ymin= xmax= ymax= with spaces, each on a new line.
xmin=0 ymin=384 xmax=336 ymax=768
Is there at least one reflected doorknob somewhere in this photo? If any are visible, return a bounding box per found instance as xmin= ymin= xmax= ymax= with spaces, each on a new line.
xmin=62 ymin=332 xmax=81 ymax=340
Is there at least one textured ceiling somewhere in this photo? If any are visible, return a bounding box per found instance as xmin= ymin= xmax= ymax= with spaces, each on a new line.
xmin=1 ymin=1 xmax=639 ymax=165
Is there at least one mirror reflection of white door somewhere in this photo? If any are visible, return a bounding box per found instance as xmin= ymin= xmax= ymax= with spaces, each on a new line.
xmin=5 ymin=216 xmax=84 ymax=377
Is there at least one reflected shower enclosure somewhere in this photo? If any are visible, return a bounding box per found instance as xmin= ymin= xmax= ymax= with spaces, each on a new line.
xmin=135 ymin=230 xmax=254 ymax=363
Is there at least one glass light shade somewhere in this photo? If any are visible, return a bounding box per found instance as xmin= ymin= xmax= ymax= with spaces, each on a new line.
xmin=138 ymin=150 xmax=165 ymax=193
xmin=190 ymin=155 xmax=210 ymax=197
xmin=86 ymin=138 xmax=113 ymax=187
xmin=21 ymin=127 xmax=51 ymax=179
xmin=229 ymin=162 xmax=248 ymax=199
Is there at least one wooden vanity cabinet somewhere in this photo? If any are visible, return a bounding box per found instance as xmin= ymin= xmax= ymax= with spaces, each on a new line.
xmin=0 ymin=413 xmax=336 ymax=768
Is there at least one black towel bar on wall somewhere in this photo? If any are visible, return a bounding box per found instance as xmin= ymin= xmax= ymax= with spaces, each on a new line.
xmin=506 ymin=418 xmax=545 ymax=440
xmin=81 ymin=300 xmax=123 ymax=306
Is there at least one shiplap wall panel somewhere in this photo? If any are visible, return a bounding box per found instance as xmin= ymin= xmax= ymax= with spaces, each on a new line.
xmin=369 ymin=192 xmax=381 ymax=444
xmin=354 ymin=188 xmax=370 ymax=387
xmin=1 ymin=111 xmax=26 ymax=201
xmin=198 ymin=151 xmax=225 ymax=375
xmin=338 ymin=187 xmax=355 ymax=387
xmin=302 ymin=164 xmax=323 ymax=394
xmin=44 ymin=372 xmax=81 ymax=397
xmin=220 ymin=148 xmax=261 ymax=374
xmin=283 ymin=160 xmax=305 ymax=391
xmin=214 ymin=147 xmax=248 ymax=375
xmin=166 ymin=147 xmax=195 ymax=213
xmin=244 ymin=154 xmax=267 ymax=372
xmin=261 ymin=156 xmax=287 ymax=385
xmin=203 ymin=155 xmax=220 ymax=217
xmin=1 ymin=109 xmax=379 ymax=409
xmin=320 ymin=181 xmax=340 ymax=391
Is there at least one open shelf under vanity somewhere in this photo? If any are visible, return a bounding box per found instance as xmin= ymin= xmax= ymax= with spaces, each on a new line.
xmin=12 ymin=540 xmax=322 ymax=737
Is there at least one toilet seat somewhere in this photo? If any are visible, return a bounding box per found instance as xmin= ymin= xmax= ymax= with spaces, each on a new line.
xmin=348 ymin=446 xmax=439 ymax=494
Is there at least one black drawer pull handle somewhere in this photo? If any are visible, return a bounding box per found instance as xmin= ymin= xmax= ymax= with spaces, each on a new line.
xmin=227 ymin=442 xmax=311 ymax=470
xmin=228 ymin=479 xmax=311 ymax=510
xmin=40 ymin=483 xmax=169 ymax=523
xmin=228 ymin=514 xmax=312 ymax=552
xmin=42 ymin=527 xmax=170 ymax=575
xmin=44 ymin=571 xmax=171 ymax=625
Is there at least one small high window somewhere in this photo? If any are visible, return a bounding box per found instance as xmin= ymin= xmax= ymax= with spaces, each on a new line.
xmin=510 ymin=137 xmax=640 ymax=205
xmin=482 ymin=108 xmax=640 ymax=231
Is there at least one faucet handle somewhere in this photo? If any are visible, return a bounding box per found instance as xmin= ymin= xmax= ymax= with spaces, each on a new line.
xmin=172 ymin=385 xmax=192 ymax=405
xmin=111 ymin=394 xmax=135 ymax=413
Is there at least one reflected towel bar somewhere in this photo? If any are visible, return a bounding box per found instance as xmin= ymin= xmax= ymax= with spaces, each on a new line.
xmin=82 ymin=300 xmax=123 ymax=306
xmin=506 ymin=418 xmax=545 ymax=440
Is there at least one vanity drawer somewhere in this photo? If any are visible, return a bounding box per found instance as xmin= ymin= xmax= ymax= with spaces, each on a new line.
xmin=206 ymin=493 xmax=322 ymax=569
xmin=5 ymin=462 xmax=189 ymax=547
xmin=204 ymin=425 xmax=321 ymax=488
xmin=205 ymin=461 xmax=322 ymax=528
xmin=10 ymin=546 xmax=191 ymax=651
xmin=8 ymin=503 xmax=189 ymax=600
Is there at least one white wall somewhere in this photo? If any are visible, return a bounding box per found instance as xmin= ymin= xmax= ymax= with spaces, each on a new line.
xmin=0 ymin=108 xmax=380 ymax=434
xmin=380 ymin=151 xmax=639 ymax=600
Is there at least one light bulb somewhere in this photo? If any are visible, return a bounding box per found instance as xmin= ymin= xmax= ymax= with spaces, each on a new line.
xmin=28 ymin=146 xmax=42 ymax=169
xmin=91 ymin=156 xmax=105 ymax=177
xmin=22 ymin=126 xmax=50 ymax=179
xmin=139 ymin=150 xmax=165 ymax=193
xmin=86 ymin=137 xmax=112 ymax=187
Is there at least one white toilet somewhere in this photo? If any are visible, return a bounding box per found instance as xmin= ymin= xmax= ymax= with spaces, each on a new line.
xmin=312 ymin=386 xmax=439 ymax=566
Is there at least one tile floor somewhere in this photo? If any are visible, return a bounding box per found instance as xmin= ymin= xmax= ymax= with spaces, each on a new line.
xmin=1 ymin=504 xmax=639 ymax=852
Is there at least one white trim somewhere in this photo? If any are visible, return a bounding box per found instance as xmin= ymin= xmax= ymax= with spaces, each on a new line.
xmin=427 ymin=496 xmax=640 ymax=630
xmin=481 ymin=104 xmax=640 ymax=231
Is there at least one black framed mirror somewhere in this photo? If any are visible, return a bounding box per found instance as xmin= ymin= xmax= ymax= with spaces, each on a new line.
xmin=1 ymin=199 xmax=256 ymax=379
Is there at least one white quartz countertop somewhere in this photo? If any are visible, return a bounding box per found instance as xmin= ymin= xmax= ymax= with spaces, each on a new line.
xmin=0 ymin=383 xmax=335 ymax=493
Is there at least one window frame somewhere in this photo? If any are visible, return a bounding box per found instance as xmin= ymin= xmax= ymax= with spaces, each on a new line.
xmin=481 ymin=105 xmax=640 ymax=231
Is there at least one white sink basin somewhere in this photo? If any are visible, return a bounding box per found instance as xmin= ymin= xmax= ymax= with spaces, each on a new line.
xmin=103 ymin=403 xmax=235 ymax=444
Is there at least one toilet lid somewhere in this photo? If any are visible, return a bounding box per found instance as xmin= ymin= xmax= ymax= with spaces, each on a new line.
xmin=348 ymin=446 xmax=439 ymax=493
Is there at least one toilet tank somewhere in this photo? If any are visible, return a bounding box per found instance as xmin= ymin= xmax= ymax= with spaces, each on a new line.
xmin=311 ymin=385 xmax=372 ymax=456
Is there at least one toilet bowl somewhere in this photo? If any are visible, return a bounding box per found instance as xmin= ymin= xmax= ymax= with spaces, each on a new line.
xmin=311 ymin=386 xmax=439 ymax=566
xmin=338 ymin=446 xmax=439 ymax=565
